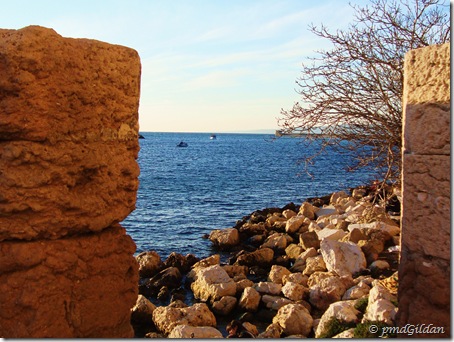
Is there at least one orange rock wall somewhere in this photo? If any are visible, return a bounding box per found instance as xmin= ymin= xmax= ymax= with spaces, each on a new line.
xmin=398 ymin=43 xmax=450 ymax=337
xmin=0 ymin=26 xmax=140 ymax=337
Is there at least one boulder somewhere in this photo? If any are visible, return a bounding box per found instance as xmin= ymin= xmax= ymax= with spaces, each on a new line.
xmin=258 ymin=323 xmax=282 ymax=338
xmin=261 ymin=233 xmax=288 ymax=250
xmin=348 ymin=221 xmax=400 ymax=237
xmin=239 ymin=287 xmax=261 ymax=312
xmin=168 ymin=325 xmax=223 ymax=338
xmin=282 ymin=272 xmax=308 ymax=286
xmin=222 ymin=265 xmax=248 ymax=280
xmin=333 ymin=328 xmax=355 ymax=338
xmin=309 ymin=276 xmax=352 ymax=311
xmin=235 ymin=247 xmax=274 ymax=267
xmin=315 ymin=301 xmax=360 ymax=338
xmin=320 ymin=239 xmax=366 ymax=277
xmin=290 ymin=247 xmax=318 ymax=272
xmin=285 ymin=243 xmax=304 ymax=259
xmin=299 ymin=202 xmax=317 ymax=220
xmin=190 ymin=265 xmax=236 ymax=302
xmin=285 ymin=215 xmax=305 ymax=234
xmin=235 ymin=278 xmax=255 ymax=294
xmin=341 ymin=228 xmax=367 ymax=244
xmin=268 ymin=265 xmax=291 ymax=285
xmin=363 ymin=299 xmax=397 ymax=325
xmin=239 ymin=222 xmax=267 ymax=236
xmin=262 ymin=295 xmax=294 ymax=311
xmin=316 ymin=227 xmax=347 ymax=241
xmin=163 ymin=252 xmax=199 ymax=274
xmin=342 ymin=280 xmax=371 ymax=300
xmin=299 ymin=231 xmax=320 ymax=250
xmin=130 ymin=294 xmax=156 ymax=327
xmin=254 ymin=281 xmax=282 ymax=295
xmin=307 ymin=271 xmax=337 ymax=287
xmin=281 ymin=282 xmax=308 ymax=301
xmin=152 ymin=303 xmax=217 ymax=335
xmin=211 ymin=296 xmax=237 ymax=316
xmin=136 ymin=251 xmax=163 ymax=278
xmin=315 ymin=205 xmax=338 ymax=219
xmin=272 ymin=304 xmax=313 ymax=337
xmin=282 ymin=209 xmax=297 ymax=219
xmin=139 ymin=267 xmax=182 ymax=297
xmin=209 ymin=228 xmax=240 ymax=249
xmin=330 ymin=191 xmax=349 ymax=205
xmin=303 ymin=255 xmax=327 ymax=276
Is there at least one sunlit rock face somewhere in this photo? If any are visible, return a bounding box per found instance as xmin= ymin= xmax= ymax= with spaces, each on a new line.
xmin=0 ymin=25 xmax=141 ymax=337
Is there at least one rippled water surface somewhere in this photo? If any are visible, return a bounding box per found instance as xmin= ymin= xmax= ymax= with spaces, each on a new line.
xmin=122 ymin=132 xmax=373 ymax=259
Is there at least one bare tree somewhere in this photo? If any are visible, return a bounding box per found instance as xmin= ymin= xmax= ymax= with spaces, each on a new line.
xmin=278 ymin=0 xmax=450 ymax=184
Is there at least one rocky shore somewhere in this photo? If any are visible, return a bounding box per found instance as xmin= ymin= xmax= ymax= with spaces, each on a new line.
xmin=130 ymin=184 xmax=401 ymax=338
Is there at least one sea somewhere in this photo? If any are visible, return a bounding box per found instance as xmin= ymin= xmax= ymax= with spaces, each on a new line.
xmin=121 ymin=132 xmax=374 ymax=261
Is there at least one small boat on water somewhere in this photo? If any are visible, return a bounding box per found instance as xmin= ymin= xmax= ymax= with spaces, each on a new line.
xmin=210 ymin=134 xmax=217 ymax=140
xmin=177 ymin=141 xmax=188 ymax=147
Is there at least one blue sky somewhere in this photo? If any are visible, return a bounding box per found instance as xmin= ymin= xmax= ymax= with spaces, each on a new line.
xmin=1 ymin=0 xmax=369 ymax=133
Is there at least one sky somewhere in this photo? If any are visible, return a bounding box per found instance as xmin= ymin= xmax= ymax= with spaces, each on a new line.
xmin=1 ymin=0 xmax=370 ymax=133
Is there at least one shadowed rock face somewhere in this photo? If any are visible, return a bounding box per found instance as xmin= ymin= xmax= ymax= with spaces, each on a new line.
xmin=0 ymin=26 xmax=141 ymax=337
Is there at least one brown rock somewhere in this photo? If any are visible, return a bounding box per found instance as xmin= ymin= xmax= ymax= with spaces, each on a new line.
xmin=0 ymin=26 xmax=141 ymax=240
xmin=299 ymin=231 xmax=320 ymax=250
xmin=0 ymin=224 xmax=138 ymax=338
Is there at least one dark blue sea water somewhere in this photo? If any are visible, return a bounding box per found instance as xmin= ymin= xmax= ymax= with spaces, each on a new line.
xmin=122 ymin=132 xmax=373 ymax=260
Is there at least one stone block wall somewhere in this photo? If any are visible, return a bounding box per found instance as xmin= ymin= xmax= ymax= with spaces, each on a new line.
xmin=398 ymin=43 xmax=450 ymax=337
xmin=0 ymin=26 xmax=140 ymax=337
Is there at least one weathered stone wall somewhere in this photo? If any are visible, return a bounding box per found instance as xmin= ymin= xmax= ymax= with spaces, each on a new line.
xmin=398 ymin=43 xmax=450 ymax=337
xmin=0 ymin=26 xmax=140 ymax=337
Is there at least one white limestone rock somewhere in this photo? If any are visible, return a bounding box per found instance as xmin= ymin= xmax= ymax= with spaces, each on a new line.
xmin=272 ymin=303 xmax=314 ymax=337
xmin=152 ymin=303 xmax=217 ymax=335
xmin=168 ymin=325 xmax=223 ymax=338
xmin=211 ymin=295 xmax=237 ymax=316
xmin=316 ymin=227 xmax=347 ymax=241
xmin=303 ymin=255 xmax=327 ymax=276
xmin=281 ymin=281 xmax=308 ymax=301
xmin=320 ymin=239 xmax=366 ymax=277
xmin=262 ymin=294 xmax=293 ymax=311
xmin=190 ymin=265 xmax=236 ymax=302
xmin=315 ymin=300 xmax=360 ymax=338
xmin=285 ymin=215 xmax=306 ymax=234
xmin=254 ymin=281 xmax=282 ymax=295
xmin=209 ymin=228 xmax=240 ymax=248
xmin=239 ymin=287 xmax=261 ymax=312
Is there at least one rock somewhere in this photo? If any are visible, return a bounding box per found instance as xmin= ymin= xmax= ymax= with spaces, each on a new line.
xmin=258 ymin=323 xmax=282 ymax=338
xmin=211 ymin=296 xmax=237 ymax=316
xmin=363 ymin=299 xmax=397 ymax=325
xmin=239 ymin=222 xmax=267 ymax=236
xmin=341 ymin=228 xmax=367 ymax=244
xmin=209 ymin=228 xmax=240 ymax=249
xmin=299 ymin=202 xmax=317 ymax=220
xmin=131 ymin=294 xmax=156 ymax=327
xmin=303 ymin=255 xmax=327 ymax=276
xmin=0 ymin=224 xmax=138 ymax=338
xmin=285 ymin=215 xmax=306 ymax=233
xmin=191 ymin=254 xmax=220 ymax=269
xmin=352 ymin=188 xmax=367 ymax=199
xmin=190 ymin=265 xmax=236 ymax=302
xmin=168 ymin=325 xmax=223 ymax=338
xmin=272 ymin=303 xmax=313 ymax=337
xmin=235 ymin=247 xmax=274 ymax=267
xmin=0 ymin=26 xmax=141 ymax=241
xmin=139 ymin=267 xmax=182 ymax=297
xmin=299 ymin=231 xmax=320 ymax=250
xmin=163 ymin=252 xmax=199 ymax=274
xmin=222 ymin=265 xmax=248 ymax=280
xmin=315 ymin=301 xmax=360 ymax=338
xmin=309 ymin=275 xmax=352 ymax=311
xmin=261 ymin=232 xmax=288 ymax=250
xmin=285 ymin=243 xmax=304 ymax=259
xmin=316 ymin=227 xmax=347 ymax=241
xmin=282 ymin=209 xmax=297 ymax=219
xmin=315 ymin=205 xmax=338 ymax=218
xmin=348 ymin=221 xmax=400 ymax=237
xmin=262 ymin=295 xmax=294 ymax=310
xmin=235 ymin=278 xmax=255 ymax=294
xmin=281 ymin=281 xmax=308 ymax=301
xmin=342 ymin=280 xmax=371 ymax=300
xmin=136 ymin=251 xmax=163 ymax=278
xmin=152 ymin=303 xmax=217 ymax=335
xmin=330 ymin=191 xmax=349 ymax=205
xmin=369 ymin=260 xmax=390 ymax=272
xmin=290 ymin=247 xmax=318 ymax=272
xmin=239 ymin=287 xmax=261 ymax=312
xmin=254 ymin=281 xmax=282 ymax=295
xmin=268 ymin=265 xmax=291 ymax=284
xmin=282 ymin=272 xmax=308 ymax=286
xmin=320 ymin=239 xmax=366 ymax=277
